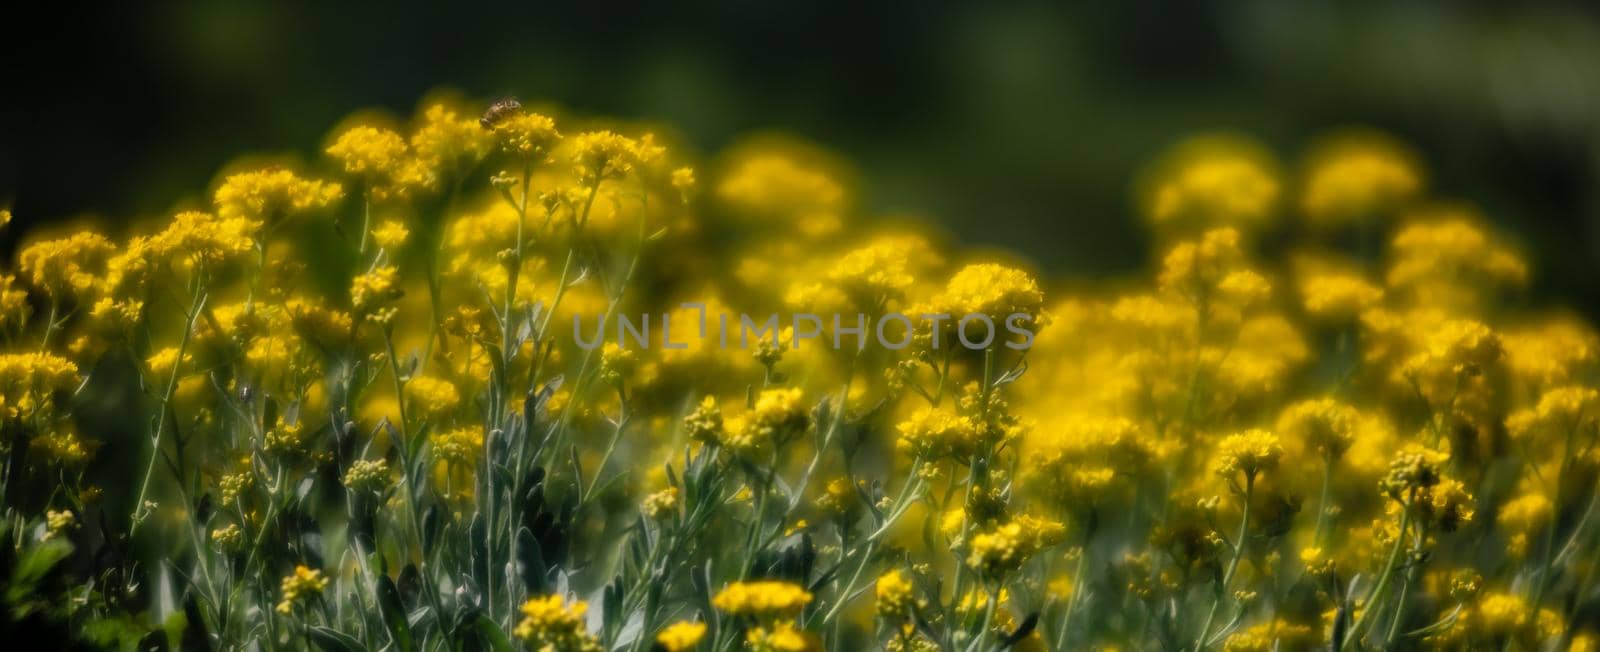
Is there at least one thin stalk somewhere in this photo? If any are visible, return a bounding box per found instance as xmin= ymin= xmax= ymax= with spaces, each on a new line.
xmin=1342 ymin=507 xmax=1411 ymax=651
xmin=130 ymin=278 xmax=207 ymax=537
xmin=1196 ymin=476 xmax=1253 ymax=650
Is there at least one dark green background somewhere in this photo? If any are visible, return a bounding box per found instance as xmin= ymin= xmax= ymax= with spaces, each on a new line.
xmin=4 ymin=1 xmax=1600 ymax=313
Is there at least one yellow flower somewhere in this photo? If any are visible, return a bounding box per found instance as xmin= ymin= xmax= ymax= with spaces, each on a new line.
xmin=214 ymin=167 xmax=342 ymax=222
xmin=0 ymin=274 xmax=30 ymax=330
xmin=30 ymin=427 xmax=92 ymax=466
xmin=0 ymin=353 xmax=80 ymax=421
xmin=715 ymin=145 xmax=847 ymax=235
xmin=1221 ymin=619 xmax=1317 ymax=652
xmin=1502 ymin=317 xmax=1599 ymax=388
xmin=966 ymin=515 xmax=1066 ymax=575
xmin=1214 ymin=429 xmax=1283 ymax=480
xmin=513 ymin=595 xmax=600 ymax=651
xmin=1275 ymin=398 xmax=1358 ymax=460
xmin=1299 ymin=273 xmax=1382 ymax=321
xmin=816 ymin=477 xmax=862 ymax=519
xmin=671 ymin=166 xmax=696 ymax=202
xmin=146 ymin=346 xmax=191 ymax=380
xmin=1417 ymin=476 xmax=1474 ymax=532
xmin=1300 ymin=129 xmax=1423 ymax=226
xmin=405 ymin=375 xmax=461 ymax=422
xmin=264 ymin=417 xmax=306 ymax=454
xmin=875 ymin=569 xmax=916 ymax=620
xmin=712 ymin=580 xmax=813 ymax=620
xmin=570 ymin=130 xmax=662 ymax=185
xmin=147 ymin=210 xmax=258 ymax=270
xmin=1142 ymin=133 xmax=1280 ymax=231
xmin=410 ymin=103 xmax=492 ymax=173
xmin=723 ymin=388 xmax=809 ymax=453
xmin=276 ymin=565 xmax=329 ymax=614
xmin=492 ymin=112 xmax=561 ymax=160
xmin=219 ymin=471 xmax=253 ymax=503
xmin=1386 ymin=207 xmax=1526 ymax=308
xmin=598 ymin=343 xmax=637 ymax=386
xmin=654 ymin=621 xmax=706 ymax=652
xmin=327 ymin=125 xmax=408 ymax=176
xmin=895 ymin=406 xmax=979 ymax=459
xmin=642 ymin=487 xmax=679 ymax=520
xmin=1498 ymin=491 xmax=1551 ymax=558
xmin=430 ymin=427 xmax=483 ymax=466
xmin=829 ymin=236 xmax=927 ymax=302
xmin=44 ymin=509 xmax=75 ymax=540
xmin=745 ymin=623 xmax=820 ymax=652
xmin=351 ymin=265 xmax=402 ymax=314
xmin=211 ymin=523 xmax=244 ymax=550
xmin=343 ymin=459 xmax=391 ymax=493
xmin=922 ymin=263 xmax=1045 ymax=327
xmin=683 ymin=396 xmax=725 ymax=444
xmin=18 ymin=230 xmax=115 ymax=298
xmin=371 ymin=220 xmax=410 ymax=249
xmin=287 ymin=299 xmax=355 ymax=347
xmin=1475 ymin=592 xmax=1529 ymax=639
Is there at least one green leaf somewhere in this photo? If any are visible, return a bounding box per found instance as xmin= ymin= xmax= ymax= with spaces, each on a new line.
xmin=309 ymin=627 xmax=364 ymax=652
xmin=377 ymin=575 xmax=416 ymax=652
xmin=471 ymin=614 xmax=515 ymax=652
xmin=6 ymin=537 xmax=72 ymax=604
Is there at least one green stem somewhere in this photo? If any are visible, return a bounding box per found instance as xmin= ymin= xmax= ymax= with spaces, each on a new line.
xmin=1342 ymin=507 xmax=1411 ymax=651
xmin=1196 ymin=476 xmax=1253 ymax=650
xmin=130 ymin=278 xmax=207 ymax=538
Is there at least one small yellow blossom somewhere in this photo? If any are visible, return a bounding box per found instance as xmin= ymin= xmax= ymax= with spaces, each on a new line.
xmin=746 ymin=623 xmax=820 ymax=652
xmin=513 ymin=594 xmax=599 ymax=651
xmin=1214 ymin=429 xmax=1283 ymax=481
xmin=896 ymin=406 xmax=979 ymax=459
xmin=712 ymin=580 xmax=813 ymax=620
xmin=430 ymin=427 xmax=482 ymax=466
xmin=875 ymin=569 xmax=916 ymax=619
xmin=642 ymin=487 xmax=679 ymax=520
xmin=1144 ymin=134 xmax=1280 ymax=230
xmin=654 ymin=621 xmax=706 ymax=652
xmin=351 ymin=265 xmax=402 ymax=314
xmin=18 ymin=231 xmax=115 ymax=298
xmin=723 ymin=388 xmax=809 ymax=453
xmin=45 ymin=509 xmax=75 ymax=539
xmin=405 ymin=375 xmax=461 ymax=422
xmin=276 ymin=565 xmax=329 ymax=614
xmin=343 ymin=459 xmax=391 ymax=493
xmin=1300 ymin=129 xmax=1423 ymax=225
xmin=211 ymin=523 xmax=244 ymax=550
xmin=214 ymin=167 xmax=342 ymax=222
xmin=492 ymin=112 xmax=561 ymax=161
xmin=371 ymin=220 xmax=410 ymax=249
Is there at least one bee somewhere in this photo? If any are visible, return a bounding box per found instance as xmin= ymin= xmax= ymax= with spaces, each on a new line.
xmin=480 ymin=98 xmax=522 ymax=129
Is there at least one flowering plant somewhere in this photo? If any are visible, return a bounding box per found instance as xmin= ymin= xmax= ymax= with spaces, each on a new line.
xmin=0 ymin=99 xmax=1597 ymax=651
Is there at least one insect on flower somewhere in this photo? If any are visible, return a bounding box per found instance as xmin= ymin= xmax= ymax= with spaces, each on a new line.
xmin=480 ymin=97 xmax=523 ymax=129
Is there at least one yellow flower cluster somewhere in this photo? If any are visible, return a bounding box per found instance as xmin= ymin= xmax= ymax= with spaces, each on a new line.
xmin=1213 ymin=429 xmax=1283 ymax=481
xmin=965 ymin=514 xmax=1066 ymax=575
xmin=722 ymin=388 xmax=809 ymax=453
xmin=874 ymin=569 xmax=915 ymax=619
xmin=712 ymin=580 xmax=814 ymax=620
xmin=275 ymin=565 xmax=328 ymax=614
xmin=214 ymin=167 xmax=343 ymax=222
xmin=0 ymin=352 xmax=78 ymax=422
xmin=655 ymin=621 xmax=707 ymax=652
xmin=513 ymin=594 xmax=600 ymax=651
xmin=343 ymin=459 xmax=391 ymax=492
